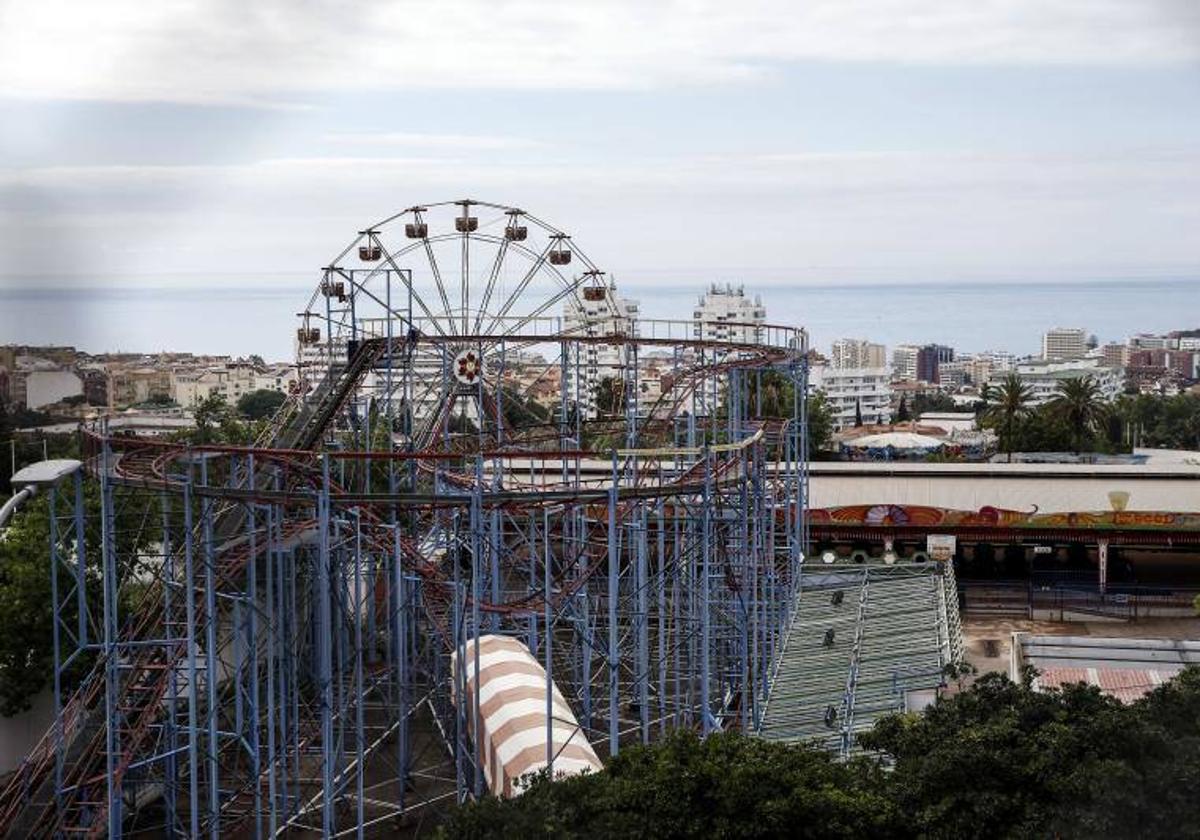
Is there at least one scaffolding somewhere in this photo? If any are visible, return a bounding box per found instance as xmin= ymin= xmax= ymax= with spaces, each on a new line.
xmin=0 ymin=200 xmax=809 ymax=838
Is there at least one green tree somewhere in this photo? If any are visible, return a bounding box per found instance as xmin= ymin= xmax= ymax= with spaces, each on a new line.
xmin=861 ymin=668 xmax=1200 ymax=839
xmin=594 ymin=376 xmax=627 ymax=417
xmin=896 ymin=394 xmax=910 ymax=423
xmin=499 ymin=386 xmax=551 ymax=429
xmin=910 ymin=392 xmax=957 ymax=415
xmin=437 ymin=730 xmax=902 ymax=839
xmin=983 ymin=373 xmax=1033 ymax=462
xmin=1049 ymin=376 xmax=1108 ymax=454
xmin=0 ymin=481 xmax=159 ymax=715
xmin=236 ymin=388 xmax=287 ymax=421
xmin=187 ymin=393 xmax=252 ymax=444
xmin=807 ymin=391 xmax=834 ymax=454
xmin=0 ymin=398 xmax=13 ymax=495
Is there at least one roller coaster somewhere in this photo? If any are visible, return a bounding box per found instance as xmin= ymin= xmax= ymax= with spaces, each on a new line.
xmin=0 ymin=200 xmax=809 ymax=837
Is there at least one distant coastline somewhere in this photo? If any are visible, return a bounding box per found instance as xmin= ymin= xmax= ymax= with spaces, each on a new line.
xmin=3 ymin=276 xmax=1198 ymax=362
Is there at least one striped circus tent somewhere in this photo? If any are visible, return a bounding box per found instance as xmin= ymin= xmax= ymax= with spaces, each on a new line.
xmin=450 ymin=634 xmax=603 ymax=797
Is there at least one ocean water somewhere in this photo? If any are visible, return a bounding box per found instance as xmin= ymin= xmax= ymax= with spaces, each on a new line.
xmin=0 ymin=277 xmax=1196 ymax=362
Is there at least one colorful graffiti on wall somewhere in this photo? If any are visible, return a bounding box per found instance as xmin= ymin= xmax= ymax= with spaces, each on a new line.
xmin=808 ymin=504 xmax=1200 ymax=532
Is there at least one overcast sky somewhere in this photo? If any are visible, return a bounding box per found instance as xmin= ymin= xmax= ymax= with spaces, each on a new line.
xmin=1 ymin=0 xmax=1198 ymax=287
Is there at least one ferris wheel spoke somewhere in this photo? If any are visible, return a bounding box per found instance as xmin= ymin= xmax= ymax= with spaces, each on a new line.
xmin=485 ymin=240 xmax=556 ymax=334
xmin=492 ymin=279 xmax=590 ymax=338
xmin=460 ymin=215 xmax=470 ymax=337
xmin=473 ymin=238 xmax=510 ymax=335
xmin=418 ymin=222 xmax=457 ymax=336
xmin=377 ymin=246 xmax=448 ymax=337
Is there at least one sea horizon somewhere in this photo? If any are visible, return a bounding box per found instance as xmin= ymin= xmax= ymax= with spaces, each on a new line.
xmin=2 ymin=274 xmax=1197 ymax=363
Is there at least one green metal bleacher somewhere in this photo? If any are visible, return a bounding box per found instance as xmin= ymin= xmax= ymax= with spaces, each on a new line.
xmin=758 ymin=560 xmax=962 ymax=756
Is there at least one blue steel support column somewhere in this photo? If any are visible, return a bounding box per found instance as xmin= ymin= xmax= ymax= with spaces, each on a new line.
xmin=700 ymin=447 xmax=712 ymax=736
xmin=353 ymin=513 xmax=366 ymax=840
xmin=182 ymin=476 xmax=201 ymax=839
xmin=543 ymin=507 xmax=553 ymax=777
xmin=159 ymin=490 xmax=178 ymax=836
xmin=99 ymin=431 xmax=122 ymax=838
xmin=200 ymin=457 xmax=220 ymax=839
xmin=391 ymin=526 xmax=408 ymax=812
xmin=636 ymin=502 xmax=649 ymax=743
xmin=48 ymin=484 xmax=63 ymax=824
xmin=608 ymin=450 xmax=619 ymax=755
xmin=470 ymin=456 xmax=484 ymax=798
xmin=656 ymin=502 xmax=667 ymax=735
xmin=318 ymin=455 xmax=335 ymax=836
xmin=264 ymin=504 xmax=279 ymax=838
xmin=73 ymin=470 xmax=87 ymax=649
xmin=451 ymin=509 xmax=465 ymax=803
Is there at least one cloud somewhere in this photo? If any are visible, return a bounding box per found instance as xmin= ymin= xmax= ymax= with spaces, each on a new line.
xmin=321 ymin=132 xmax=541 ymax=150
xmin=3 ymin=147 xmax=1198 ymax=281
xmin=1 ymin=0 xmax=1197 ymax=103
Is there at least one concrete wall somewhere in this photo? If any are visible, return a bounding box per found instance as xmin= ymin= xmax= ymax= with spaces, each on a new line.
xmin=808 ymin=462 xmax=1200 ymax=514
xmin=25 ymin=370 xmax=82 ymax=409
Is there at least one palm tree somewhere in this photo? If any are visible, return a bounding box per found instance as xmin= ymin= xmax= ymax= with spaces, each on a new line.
xmin=1049 ymin=375 xmax=1107 ymax=454
xmin=985 ymin=373 xmax=1032 ymax=462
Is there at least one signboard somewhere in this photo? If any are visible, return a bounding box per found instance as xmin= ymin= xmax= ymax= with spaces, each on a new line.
xmin=926 ymin=534 xmax=956 ymax=562
xmin=1033 ymin=545 xmax=1053 ymax=555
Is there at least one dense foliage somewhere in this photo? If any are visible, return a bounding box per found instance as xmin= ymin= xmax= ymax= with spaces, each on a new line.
xmin=440 ymin=729 xmax=902 ymax=839
xmin=1119 ymin=392 xmax=1200 ymax=450
xmin=235 ymin=387 xmax=287 ymax=420
xmin=440 ymin=668 xmax=1200 ymax=839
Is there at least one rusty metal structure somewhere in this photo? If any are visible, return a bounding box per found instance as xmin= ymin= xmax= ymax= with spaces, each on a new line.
xmin=0 ymin=200 xmax=809 ymax=837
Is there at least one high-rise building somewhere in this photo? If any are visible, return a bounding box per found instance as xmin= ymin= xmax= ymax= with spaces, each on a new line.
xmin=831 ymin=338 xmax=886 ymax=370
xmin=1042 ymin=327 xmax=1088 ymax=361
xmin=1129 ymin=333 xmax=1174 ymax=351
xmin=564 ymin=281 xmax=640 ymax=418
xmin=892 ymin=345 xmax=920 ymax=381
xmin=1100 ymin=342 xmax=1130 ymax=369
xmin=692 ymin=283 xmax=766 ymax=344
xmin=916 ymin=344 xmax=954 ymax=383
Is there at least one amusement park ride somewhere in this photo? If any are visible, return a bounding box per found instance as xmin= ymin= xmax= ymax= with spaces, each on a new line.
xmin=0 ymin=200 xmax=810 ymax=837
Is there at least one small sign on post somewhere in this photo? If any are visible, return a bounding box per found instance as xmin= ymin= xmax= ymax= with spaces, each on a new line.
xmin=927 ymin=534 xmax=956 ymax=563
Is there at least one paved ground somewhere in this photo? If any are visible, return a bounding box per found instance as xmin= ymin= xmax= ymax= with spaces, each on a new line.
xmin=962 ymin=616 xmax=1200 ymax=676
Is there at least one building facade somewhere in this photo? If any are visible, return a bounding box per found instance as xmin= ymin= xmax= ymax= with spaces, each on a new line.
xmin=1015 ymin=358 xmax=1123 ymax=405
xmin=1042 ymin=327 xmax=1088 ymax=361
xmin=563 ymin=282 xmax=640 ymax=418
xmin=892 ymin=345 xmax=920 ymax=381
xmin=831 ymin=338 xmax=886 ymax=370
xmin=809 ymin=365 xmax=892 ymax=430
xmin=691 ymin=283 xmax=765 ymax=345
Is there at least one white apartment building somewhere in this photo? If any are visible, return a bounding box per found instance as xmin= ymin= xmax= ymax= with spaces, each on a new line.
xmin=563 ymin=282 xmax=640 ymax=418
xmin=1015 ymin=358 xmax=1123 ymax=406
xmin=892 ymin=345 xmax=920 ymax=381
xmin=173 ymin=363 xmax=297 ymax=408
xmin=692 ymin=283 xmax=765 ymax=345
xmin=831 ymin=338 xmax=886 ymax=370
xmin=809 ymin=365 xmax=892 ymax=431
xmin=1041 ymin=327 xmax=1088 ymax=361
xmin=1129 ymin=333 xmax=1174 ymax=351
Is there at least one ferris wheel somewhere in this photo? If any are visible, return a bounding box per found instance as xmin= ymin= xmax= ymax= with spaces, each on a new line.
xmin=300 ymin=199 xmax=615 ymax=347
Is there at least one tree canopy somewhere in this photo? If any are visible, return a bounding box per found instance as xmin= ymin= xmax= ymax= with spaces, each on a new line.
xmin=440 ymin=667 xmax=1200 ymax=839
xmin=235 ymin=388 xmax=287 ymax=421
